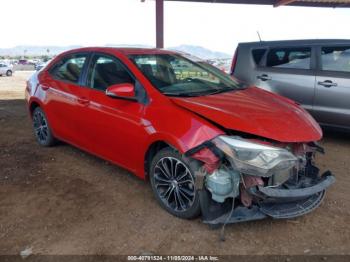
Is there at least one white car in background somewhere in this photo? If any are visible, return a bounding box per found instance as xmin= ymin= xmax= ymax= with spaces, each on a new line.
xmin=0 ymin=63 xmax=14 ymax=76
xmin=35 ymin=61 xmax=49 ymax=71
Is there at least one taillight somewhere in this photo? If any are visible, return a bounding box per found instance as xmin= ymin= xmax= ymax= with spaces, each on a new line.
xmin=230 ymin=48 xmax=238 ymax=75
xmin=26 ymin=80 xmax=31 ymax=92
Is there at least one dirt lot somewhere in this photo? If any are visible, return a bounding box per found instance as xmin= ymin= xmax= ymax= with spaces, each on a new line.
xmin=0 ymin=72 xmax=350 ymax=256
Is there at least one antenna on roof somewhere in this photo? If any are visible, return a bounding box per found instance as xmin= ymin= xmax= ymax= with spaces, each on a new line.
xmin=257 ymin=31 xmax=262 ymax=42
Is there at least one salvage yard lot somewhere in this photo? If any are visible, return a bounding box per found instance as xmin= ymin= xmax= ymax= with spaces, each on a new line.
xmin=0 ymin=71 xmax=350 ymax=255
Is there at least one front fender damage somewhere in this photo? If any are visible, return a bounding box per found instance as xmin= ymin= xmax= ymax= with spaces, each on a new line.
xmin=185 ymin=137 xmax=336 ymax=225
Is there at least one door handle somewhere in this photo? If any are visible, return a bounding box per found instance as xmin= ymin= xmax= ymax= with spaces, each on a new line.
xmin=77 ymin=97 xmax=90 ymax=105
xmin=41 ymin=85 xmax=50 ymax=91
xmin=257 ymin=74 xmax=271 ymax=81
xmin=317 ymin=80 xmax=337 ymax=88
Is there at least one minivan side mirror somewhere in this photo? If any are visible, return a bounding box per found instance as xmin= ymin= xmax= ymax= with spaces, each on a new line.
xmin=105 ymin=83 xmax=137 ymax=101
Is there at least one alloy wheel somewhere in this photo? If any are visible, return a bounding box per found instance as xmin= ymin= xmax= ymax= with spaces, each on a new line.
xmin=33 ymin=110 xmax=49 ymax=144
xmin=154 ymin=157 xmax=195 ymax=212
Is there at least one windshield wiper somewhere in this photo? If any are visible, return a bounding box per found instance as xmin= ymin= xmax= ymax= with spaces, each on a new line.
xmin=162 ymin=92 xmax=199 ymax=97
xmin=163 ymin=87 xmax=241 ymax=98
xmin=198 ymin=87 xmax=238 ymax=96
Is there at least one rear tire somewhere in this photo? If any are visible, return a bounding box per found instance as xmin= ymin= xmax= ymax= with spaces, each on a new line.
xmin=32 ymin=107 xmax=56 ymax=147
xmin=6 ymin=70 xmax=12 ymax=76
xmin=150 ymin=147 xmax=201 ymax=219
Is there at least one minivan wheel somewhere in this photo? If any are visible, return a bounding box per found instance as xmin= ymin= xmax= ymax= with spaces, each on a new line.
xmin=150 ymin=148 xmax=201 ymax=219
xmin=32 ymin=107 xmax=56 ymax=147
xmin=6 ymin=70 xmax=12 ymax=76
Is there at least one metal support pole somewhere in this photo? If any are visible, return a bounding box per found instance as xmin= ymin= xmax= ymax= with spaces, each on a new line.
xmin=156 ymin=0 xmax=164 ymax=48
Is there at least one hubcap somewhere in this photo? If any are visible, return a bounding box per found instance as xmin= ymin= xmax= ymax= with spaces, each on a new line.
xmin=154 ymin=157 xmax=195 ymax=212
xmin=33 ymin=110 xmax=48 ymax=143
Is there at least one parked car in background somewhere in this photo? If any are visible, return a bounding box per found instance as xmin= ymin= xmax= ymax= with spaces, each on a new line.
xmin=18 ymin=59 xmax=29 ymax=65
xmin=25 ymin=47 xmax=334 ymax=226
xmin=35 ymin=62 xmax=48 ymax=71
xmin=0 ymin=63 xmax=14 ymax=76
xmin=232 ymin=39 xmax=350 ymax=130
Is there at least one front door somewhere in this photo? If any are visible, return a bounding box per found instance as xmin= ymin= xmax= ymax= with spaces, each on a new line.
xmin=80 ymin=53 xmax=148 ymax=172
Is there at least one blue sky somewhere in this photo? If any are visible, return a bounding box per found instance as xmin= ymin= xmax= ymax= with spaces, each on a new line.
xmin=2 ymin=0 xmax=350 ymax=54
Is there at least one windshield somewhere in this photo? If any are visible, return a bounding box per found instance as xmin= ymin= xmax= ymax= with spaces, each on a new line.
xmin=128 ymin=54 xmax=246 ymax=97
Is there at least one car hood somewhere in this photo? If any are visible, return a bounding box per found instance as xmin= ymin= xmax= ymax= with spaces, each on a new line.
xmin=170 ymin=87 xmax=322 ymax=143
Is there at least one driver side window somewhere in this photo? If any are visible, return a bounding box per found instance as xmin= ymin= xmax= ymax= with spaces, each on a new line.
xmin=88 ymin=54 xmax=135 ymax=91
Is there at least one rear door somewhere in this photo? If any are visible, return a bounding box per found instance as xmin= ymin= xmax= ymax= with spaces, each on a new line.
xmin=314 ymin=45 xmax=350 ymax=128
xmin=255 ymin=46 xmax=316 ymax=112
xmin=40 ymin=53 xmax=90 ymax=145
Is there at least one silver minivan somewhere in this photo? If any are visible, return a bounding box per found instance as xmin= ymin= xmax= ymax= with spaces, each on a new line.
xmin=232 ymin=39 xmax=350 ymax=130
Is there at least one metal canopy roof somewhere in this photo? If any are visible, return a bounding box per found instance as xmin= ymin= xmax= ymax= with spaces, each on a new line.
xmin=154 ymin=0 xmax=350 ymax=48
xmin=164 ymin=0 xmax=350 ymax=8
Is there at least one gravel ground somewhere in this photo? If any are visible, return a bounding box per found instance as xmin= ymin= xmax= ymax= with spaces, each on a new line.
xmin=0 ymin=72 xmax=349 ymax=256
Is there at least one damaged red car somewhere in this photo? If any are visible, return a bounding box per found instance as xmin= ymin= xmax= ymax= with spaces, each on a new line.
xmin=25 ymin=47 xmax=335 ymax=225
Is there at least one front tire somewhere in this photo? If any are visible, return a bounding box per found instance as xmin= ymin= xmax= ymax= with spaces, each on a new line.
xmin=32 ymin=107 xmax=56 ymax=147
xmin=6 ymin=70 xmax=12 ymax=76
xmin=150 ymin=147 xmax=201 ymax=219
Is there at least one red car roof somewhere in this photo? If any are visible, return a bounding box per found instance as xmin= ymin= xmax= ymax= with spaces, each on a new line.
xmin=60 ymin=47 xmax=179 ymax=56
xmin=117 ymin=48 xmax=178 ymax=55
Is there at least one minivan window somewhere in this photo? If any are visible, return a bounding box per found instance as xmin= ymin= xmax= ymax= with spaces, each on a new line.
xmin=87 ymin=55 xmax=135 ymax=91
xmin=50 ymin=54 xmax=87 ymax=84
xmin=321 ymin=46 xmax=350 ymax=73
xmin=266 ymin=47 xmax=311 ymax=69
xmin=252 ymin=49 xmax=267 ymax=66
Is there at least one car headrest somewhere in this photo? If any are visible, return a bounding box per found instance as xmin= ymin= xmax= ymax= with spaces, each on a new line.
xmin=96 ymin=62 xmax=133 ymax=84
xmin=97 ymin=62 xmax=118 ymax=75
xmin=66 ymin=63 xmax=80 ymax=81
xmin=140 ymin=64 xmax=154 ymax=77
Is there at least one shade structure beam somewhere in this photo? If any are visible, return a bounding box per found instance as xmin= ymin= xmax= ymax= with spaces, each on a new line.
xmin=153 ymin=0 xmax=350 ymax=49
xmin=156 ymin=0 xmax=164 ymax=48
xmin=274 ymin=0 xmax=297 ymax=7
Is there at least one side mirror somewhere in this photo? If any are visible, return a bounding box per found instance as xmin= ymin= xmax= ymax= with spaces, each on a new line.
xmin=105 ymin=83 xmax=137 ymax=101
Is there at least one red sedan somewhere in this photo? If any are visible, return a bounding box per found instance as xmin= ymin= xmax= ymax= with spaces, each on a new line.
xmin=25 ymin=47 xmax=335 ymax=225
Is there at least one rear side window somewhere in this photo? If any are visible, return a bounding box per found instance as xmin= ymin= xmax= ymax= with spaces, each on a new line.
xmin=50 ymin=54 xmax=87 ymax=84
xmin=266 ymin=47 xmax=311 ymax=69
xmin=252 ymin=49 xmax=267 ymax=66
xmin=87 ymin=54 xmax=135 ymax=91
xmin=321 ymin=46 xmax=350 ymax=73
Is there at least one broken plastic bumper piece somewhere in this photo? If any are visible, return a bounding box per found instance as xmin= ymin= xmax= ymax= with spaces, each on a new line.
xmin=257 ymin=174 xmax=335 ymax=200
xmin=201 ymin=171 xmax=335 ymax=225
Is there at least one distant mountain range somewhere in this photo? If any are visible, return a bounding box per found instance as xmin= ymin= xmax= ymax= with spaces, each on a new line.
xmin=0 ymin=44 xmax=231 ymax=60
xmin=169 ymin=45 xmax=231 ymax=60
xmin=0 ymin=45 xmax=81 ymax=57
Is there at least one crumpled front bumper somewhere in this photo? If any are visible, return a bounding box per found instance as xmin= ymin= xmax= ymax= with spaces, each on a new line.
xmin=255 ymin=174 xmax=335 ymax=200
xmin=201 ymin=171 xmax=335 ymax=225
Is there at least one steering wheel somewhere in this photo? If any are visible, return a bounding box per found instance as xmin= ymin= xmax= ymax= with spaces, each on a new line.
xmin=182 ymin=77 xmax=197 ymax=83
